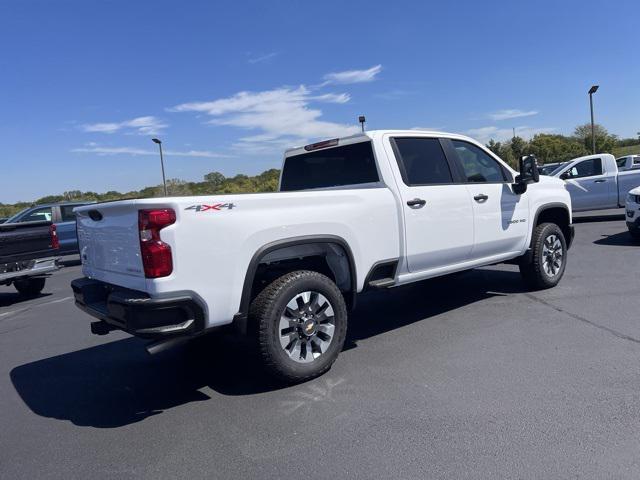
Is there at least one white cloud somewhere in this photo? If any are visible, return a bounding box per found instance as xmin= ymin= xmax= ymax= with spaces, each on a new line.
xmin=466 ymin=126 xmax=556 ymax=143
xmin=487 ymin=109 xmax=539 ymax=121
xmin=248 ymin=52 xmax=278 ymax=64
xmin=81 ymin=116 xmax=168 ymax=135
xmin=72 ymin=146 xmax=228 ymax=158
xmin=322 ymin=65 xmax=382 ymax=85
xmin=169 ymin=85 xmax=360 ymax=153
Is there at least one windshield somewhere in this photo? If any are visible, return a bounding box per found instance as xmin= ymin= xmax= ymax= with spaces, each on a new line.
xmin=549 ymin=164 xmax=567 ymax=176
xmin=6 ymin=207 xmax=31 ymax=223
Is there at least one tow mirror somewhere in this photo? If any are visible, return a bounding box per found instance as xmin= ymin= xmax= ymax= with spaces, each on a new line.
xmin=513 ymin=155 xmax=539 ymax=194
xmin=559 ymin=172 xmax=569 ymax=180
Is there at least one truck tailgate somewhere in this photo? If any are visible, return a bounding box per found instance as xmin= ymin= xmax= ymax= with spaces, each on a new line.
xmin=76 ymin=202 xmax=147 ymax=291
xmin=0 ymin=220 xmax=54 ymax=264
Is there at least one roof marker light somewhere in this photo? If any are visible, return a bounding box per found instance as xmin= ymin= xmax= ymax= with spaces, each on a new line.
xmin=303 ymin=138 xmax=339 ymax=151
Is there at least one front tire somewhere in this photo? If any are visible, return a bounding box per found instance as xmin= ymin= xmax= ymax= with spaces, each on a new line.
xmin=14 ymin=277 xmax=46 ymax=296
xmin=519 ymin=223 xmax=567 ymax=290
xmin=249 ymin=270 xmax=348 ymax=384
xmin=629 ymin=225 xmax=640 ymax=240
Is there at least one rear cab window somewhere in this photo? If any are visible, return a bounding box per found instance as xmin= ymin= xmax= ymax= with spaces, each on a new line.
xmin=280 ymin=141 xmax=379 ymax=191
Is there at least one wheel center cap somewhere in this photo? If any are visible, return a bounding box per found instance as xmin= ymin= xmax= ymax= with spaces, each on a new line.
xmin=302 ymin=319 xmax=316 ymax=336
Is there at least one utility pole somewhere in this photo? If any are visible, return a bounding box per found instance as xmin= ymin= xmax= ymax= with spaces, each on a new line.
xmin=151 ymin=138 xmax=168 ymax=196
xmin=588 ymin=85 xmax=599 ymax=154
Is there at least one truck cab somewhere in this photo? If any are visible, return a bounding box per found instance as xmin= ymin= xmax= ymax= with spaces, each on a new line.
xmin=553 ymin=153 xmax=640 ymax=212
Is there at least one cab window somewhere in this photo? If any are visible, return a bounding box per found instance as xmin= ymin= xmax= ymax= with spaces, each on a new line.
xmin=19 ymin=207 xmax=53 ymax=222
xmin=392 ymin=137 xmax=453 ymax=185
xmin=451 ymin=140 xmax=506 ymax=183
xmin=563 ymin=158 xmax=603 ymax=179
xmin=60 ymin=205 xmax=79 ymax=222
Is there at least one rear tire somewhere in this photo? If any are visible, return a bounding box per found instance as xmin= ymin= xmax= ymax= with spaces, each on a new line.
xmin=249 ymin=270 xmax=348 ymax=384
xmin=14 ymin=277 xmax=46 ymax=296
xmin=519 ymin=223 xmax=567 ymax=290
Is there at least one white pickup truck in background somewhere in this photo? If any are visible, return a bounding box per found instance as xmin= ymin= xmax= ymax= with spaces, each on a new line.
xmin=72 ymin=130 xmax=574 ymax=383
xmin=626 ymin=186 xmax=640 ymax=239
xmin=550 ymin=153 xmax=640 ymax=212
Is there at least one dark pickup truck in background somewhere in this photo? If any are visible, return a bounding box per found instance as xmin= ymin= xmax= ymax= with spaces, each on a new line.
xmin=4 ymin=201 xmax=92 ymax=254
xmin=0 ymin=220 xmax=61 ymax=295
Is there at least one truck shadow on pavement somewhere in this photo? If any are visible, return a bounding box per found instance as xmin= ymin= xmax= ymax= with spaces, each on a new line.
xmin=0 ymin=292 xmax=52 ymax=308
xmin=594 ymin=231 xmax=639 ymax=247
xmin=573 ymin=213 xmax=625 ymax=224
xmin=10 ymin=269 xmax=528 ymax=429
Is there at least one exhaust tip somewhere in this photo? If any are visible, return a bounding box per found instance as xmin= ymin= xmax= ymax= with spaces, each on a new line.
xmin=145 ymin=337 xmax=190 ymax=355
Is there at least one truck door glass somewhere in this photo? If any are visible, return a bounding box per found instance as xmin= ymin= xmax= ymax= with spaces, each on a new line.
xmin=392 ymin=137 xmax=453 ymax=185
xmin=19 ymin=207 xmax=53 ymax=222
xmin=61 ymin=205 xmax=79 ymax=222
xmin=450 ymin=140 xmax=506 ymax=183
xmin=565 ymin=158 xmax=603 ymax=179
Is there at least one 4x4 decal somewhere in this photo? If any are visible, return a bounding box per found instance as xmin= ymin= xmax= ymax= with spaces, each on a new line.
xmin=185 ymin=203 xmax=235 ymax=212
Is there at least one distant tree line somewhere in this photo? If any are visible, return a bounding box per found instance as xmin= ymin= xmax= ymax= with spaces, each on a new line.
xmin=486 ymin=123 xmax=639 ymax=168
xmin=0 ymin=169 xmax=281 ymax=218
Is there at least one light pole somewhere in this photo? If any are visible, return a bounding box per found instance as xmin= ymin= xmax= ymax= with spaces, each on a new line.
xmin=358 ymin=115 xmax=366 ymax=132
xmin=151 ymin=138 xmax=167 ymax=196
xmin=588 ymin=85 xmax=599 ymax=154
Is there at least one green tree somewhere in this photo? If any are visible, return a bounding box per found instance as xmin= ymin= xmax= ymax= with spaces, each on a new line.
xmin=510 ymin=136 xmax=527 ymax=162
xmin=527 ymin=134 xmax=588 ymax=164
xmin=573 ymin=123 xmax=617 ymax=153
xmin=204 ymin=171 xmax=226 ymax=189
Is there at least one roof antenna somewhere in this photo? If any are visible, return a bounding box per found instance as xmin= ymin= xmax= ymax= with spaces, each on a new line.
xmin=358 ymin=115 xmax=366 ymax=132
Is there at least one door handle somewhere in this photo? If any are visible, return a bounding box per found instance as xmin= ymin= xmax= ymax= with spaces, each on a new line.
xmin=594 ymin=179 xmax=606 ymax=183
xmin=473 ymin=194 xmax=489 ymax=202
xmin=406 ymin=198 xmax=426 ymax=208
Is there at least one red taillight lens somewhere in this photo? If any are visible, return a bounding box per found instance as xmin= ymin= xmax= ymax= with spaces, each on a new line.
xmin=138 ymin=209 xmax=176 ymax=278
xmin=49 ymin=224 xmax=59 ymax=250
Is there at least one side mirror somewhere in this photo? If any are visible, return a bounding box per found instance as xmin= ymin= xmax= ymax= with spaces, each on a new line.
xmin=513 ymin=155 xmax=540 ymax=194
xmin=559 ymin=172 xmax=569 ymax=180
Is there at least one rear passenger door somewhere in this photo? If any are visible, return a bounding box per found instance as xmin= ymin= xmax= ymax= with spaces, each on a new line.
xmin=389 ymin=136 xmax=474 ymax=273
xmin=447 ymin=139 xmax=529 ymax=260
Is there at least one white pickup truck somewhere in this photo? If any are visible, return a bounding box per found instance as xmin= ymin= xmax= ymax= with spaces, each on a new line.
xmin=72 ymin=130 xmax=574 ymax=382
xmin=550 ymin=153 xmax=640 ymax=212
xmin=617 ymin=154 xmax=640 ymax=171
xmin=626 ymin=186 xmax=640 ymax=239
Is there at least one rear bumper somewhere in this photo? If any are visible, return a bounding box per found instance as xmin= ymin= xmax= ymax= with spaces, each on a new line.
xmin=0 ymin=257 xmax=60 ymax=283
xmin=71 ymin=277 xmax=205 ymax=338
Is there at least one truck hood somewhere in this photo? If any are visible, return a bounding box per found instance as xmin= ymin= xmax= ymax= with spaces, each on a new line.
xmin=537 ymin=175 xmax=565 ymax=187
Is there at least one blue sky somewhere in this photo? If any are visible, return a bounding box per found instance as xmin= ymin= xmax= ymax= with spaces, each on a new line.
xmin=1 ymin=0 xmax=639 ymax=203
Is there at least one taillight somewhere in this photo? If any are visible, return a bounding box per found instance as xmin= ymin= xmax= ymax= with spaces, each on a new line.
xmin=138 ymin=209 xmax=176 ymax=278
xmin=50 ymin=224 xmax=59 ymax=250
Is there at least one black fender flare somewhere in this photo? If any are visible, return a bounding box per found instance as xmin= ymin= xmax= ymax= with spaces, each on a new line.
xmin=233 ymin=235 xmax=357 ymax=334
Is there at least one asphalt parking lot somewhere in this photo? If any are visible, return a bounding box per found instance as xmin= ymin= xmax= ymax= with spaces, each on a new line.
xmin=1 ymin=210 xmax=639 ymax=479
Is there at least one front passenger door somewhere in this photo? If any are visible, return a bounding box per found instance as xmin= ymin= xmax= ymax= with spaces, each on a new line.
xmin=447 ymin=139 xmax=529 ymax=260
xmin=560 ymin=158 xmax=613 ymax=211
